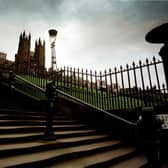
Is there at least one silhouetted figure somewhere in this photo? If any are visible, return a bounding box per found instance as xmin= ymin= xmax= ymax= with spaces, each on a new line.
xmin=137 ymin=107 xmax=162 ymax=168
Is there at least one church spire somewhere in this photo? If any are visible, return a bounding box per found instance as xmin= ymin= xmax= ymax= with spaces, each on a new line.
xmin=38 ymin=38 xmax=42 ymax=46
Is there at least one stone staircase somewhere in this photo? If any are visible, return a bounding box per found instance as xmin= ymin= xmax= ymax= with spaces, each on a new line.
xmin=0 ymin=102 xmax=148 ymax=168
xmin=0 ymin=82 xmax=149 ymax=168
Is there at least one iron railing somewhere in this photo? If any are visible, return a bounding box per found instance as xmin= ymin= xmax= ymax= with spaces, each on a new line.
xmin=1 ymin=56 xmax=167 ymax=111
xmin=53 ymin=57 xmax=167 ymax=111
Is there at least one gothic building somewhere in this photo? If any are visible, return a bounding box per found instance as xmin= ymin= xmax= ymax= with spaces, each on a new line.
xmin=15 ymin=31 xmax=45 ymax=74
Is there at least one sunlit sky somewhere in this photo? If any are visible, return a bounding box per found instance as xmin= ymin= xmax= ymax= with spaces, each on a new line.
xmin=0 ymin=0 xmax=168 ymax=71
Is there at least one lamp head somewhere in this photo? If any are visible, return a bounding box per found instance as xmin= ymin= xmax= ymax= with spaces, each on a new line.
xmin=48 ymin=29 xmax=57 ymax=43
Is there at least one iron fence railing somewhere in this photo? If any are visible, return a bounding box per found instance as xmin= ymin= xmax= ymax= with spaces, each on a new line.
xmin=0 ymin=56 xmax=168 ymax=111
xmin=58 ymin=57 xmax=167 ymax=110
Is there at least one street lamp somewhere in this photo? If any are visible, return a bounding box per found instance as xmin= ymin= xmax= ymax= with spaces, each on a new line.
xmin=43 ymin=29 xmax=58 ymax=141
xmin=48 ymin=29 xmax=58 ymax=71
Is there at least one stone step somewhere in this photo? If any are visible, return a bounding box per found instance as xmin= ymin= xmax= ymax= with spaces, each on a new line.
xmin=85 ymin=150 xmax=145 ymax=168
xmin=0 ymin=118 xmax=78 ymax=124
xmin=0 ymin=114 xmax=78 ymax=122
xmin=0 ymin=115 xmax=46 ymax=120
xmin=0 ymin=120 xmax=46 ymax=124
xmin=0 ymin=138 xmax=124 ymax=167
xmin=0 ymin=104 xmax=20 ymax=108
xmin=0 ymin=129 xmax=98 ymax=140
xmin=22 ymin=124 xmax=86 ymax=130
xmin=49 ymin=148 xmax=140 ymax=168
xmin=0 ymin=125 xmax=91 ymax=134
xmin=0 ymin=128 xmax=97 ymax=137
xmin=0 ymin=112 xmax=71 ymax=117
xmin=108 ymin=155 xmax=147 ymax=168
xmin=0 ymin=132 xmax=43 ymax=138
xmin=0 ymin=138 xmax=120 ymax=158
xmin=0 ymin=120 xmax=86 ymax=128
xmin=0 ymin=116 xmax=72 ymax=123
xmin=0 ymin=110 xmax=46 ymax=116
xmin=0 ymin=129 xmax=101 ymax=150
xmin=0 ymin=106 xmax=20 ymax=110
xmin=0 ymin=130 xmax=109 ymax=144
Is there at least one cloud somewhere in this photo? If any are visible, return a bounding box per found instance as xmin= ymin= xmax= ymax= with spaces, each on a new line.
xmin=1 ymin=0 xmax=167 ymax=23
xmin=0 ymin=0 xmax=167 ymax=71
xmin=54 ymin=16 xmax=163 ymax=71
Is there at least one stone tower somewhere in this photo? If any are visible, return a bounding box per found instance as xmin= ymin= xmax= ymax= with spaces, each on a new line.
xmin=34 ymin=39 xmax=45 ymax=73
xmin=15 ymin=31 xmax=31 ymax=73
xmin=15 ymin=31 xmax=45 ymax=74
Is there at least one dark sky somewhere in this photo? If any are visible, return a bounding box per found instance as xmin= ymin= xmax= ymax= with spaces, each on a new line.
xmin=0 ymin=0 xmax=168 ymax=70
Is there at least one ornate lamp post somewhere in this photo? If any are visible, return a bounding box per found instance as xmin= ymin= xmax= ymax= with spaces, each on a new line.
xmin=43 ymin=29 xmax=58 ymax=141
xmin=146 ymin=23 xmax=168 ymax=88
xmin=48 ymin=29 xmax=58 ymax=71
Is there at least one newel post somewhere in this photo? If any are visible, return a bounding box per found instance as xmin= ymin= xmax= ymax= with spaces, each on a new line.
xmin=44 ymin=81 xmax=56 ymax=140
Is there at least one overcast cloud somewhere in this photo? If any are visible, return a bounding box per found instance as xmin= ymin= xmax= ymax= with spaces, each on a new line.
xmin=0 ymin=0 xmax=167 ymax=71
